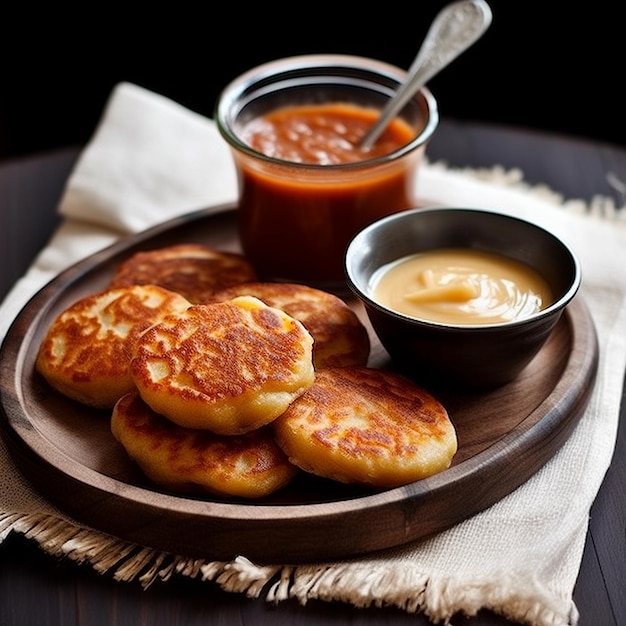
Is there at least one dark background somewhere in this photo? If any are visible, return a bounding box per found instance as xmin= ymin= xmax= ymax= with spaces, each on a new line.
xmin=1 ymin=1 xmax=622 ymax=162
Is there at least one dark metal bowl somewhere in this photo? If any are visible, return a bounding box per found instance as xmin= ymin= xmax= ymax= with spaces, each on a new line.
xmin=345 ymin=206 xmax=581 ymax=390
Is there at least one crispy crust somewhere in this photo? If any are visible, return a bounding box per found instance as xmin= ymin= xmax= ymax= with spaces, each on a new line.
xmin=109 ymin=243 xmax=258 ymax=303
xmin=273 ymin=366 xmax=457 ymax=488
xmin=111 ymin=391 xmax=298 ymax=498
xmin=35 ymin=285 xmax=191 ymax=408
xmin=207 ymin=282 xmax=370 ymax=369
xmin=130 ymin=296 xmax=315 ymax=434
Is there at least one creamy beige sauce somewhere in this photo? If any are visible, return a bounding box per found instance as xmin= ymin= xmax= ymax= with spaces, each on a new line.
xmin=371 ymin=248 xmax=553 ymax=325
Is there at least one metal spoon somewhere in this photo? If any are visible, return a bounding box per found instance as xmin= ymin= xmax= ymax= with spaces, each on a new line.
xmin=360 ymin=0 xmax=493 ymax=150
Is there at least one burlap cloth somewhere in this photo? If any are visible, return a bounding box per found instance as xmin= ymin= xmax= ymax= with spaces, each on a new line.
xmin=1 ymin=83 xmax=624 ymax=626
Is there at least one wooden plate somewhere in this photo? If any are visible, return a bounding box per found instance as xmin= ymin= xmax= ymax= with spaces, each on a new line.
xmin=0 ymin=204 xmax=599 ymax=564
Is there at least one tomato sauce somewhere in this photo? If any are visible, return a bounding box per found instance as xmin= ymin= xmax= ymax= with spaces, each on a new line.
xmin=241 ymin=103 xmax=416 ymax=164
xmin=233 ymin=103 xmax=425 ymax=285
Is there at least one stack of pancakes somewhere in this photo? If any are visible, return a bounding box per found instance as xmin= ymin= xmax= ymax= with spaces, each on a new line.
xmin=36 ymin=243 xmax=457 ymax=499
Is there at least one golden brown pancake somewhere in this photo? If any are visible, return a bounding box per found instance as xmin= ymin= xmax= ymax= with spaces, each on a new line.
xmin=35 ymin=285 xmax=191 ymax=409
xmin=111 ymin=391 xmax=298 ymax=498
xmin=130 ymin=295 xmax=315 ymax=435
xmin=207 ymin=282 xmax=370 ymax=369
xmin=273 ymin=366 xmax=457 ymax=489
xmin=109 ymin=243 xmax=258 ymax=303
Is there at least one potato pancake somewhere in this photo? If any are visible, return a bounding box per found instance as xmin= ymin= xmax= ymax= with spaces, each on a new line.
xmin=274 ymin=366 xmax=457 ymax=488
xmin=130 ymin=296 xmax=315 ymax=435
xmin=36 ymin=285 xmax=191 ymax=408
xmin=109 ymin=243 xmax=258 ymax=303
xmin=112 ymin=391 xmax=298 ymax=498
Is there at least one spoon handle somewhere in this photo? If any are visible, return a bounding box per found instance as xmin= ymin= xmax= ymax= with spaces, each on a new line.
xmin=360 ymin=0 xmax=492 ymax=150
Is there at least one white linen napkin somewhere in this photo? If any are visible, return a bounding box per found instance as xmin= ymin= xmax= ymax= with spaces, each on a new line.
xmin=1 ymin=81 xmax=624 ymax=626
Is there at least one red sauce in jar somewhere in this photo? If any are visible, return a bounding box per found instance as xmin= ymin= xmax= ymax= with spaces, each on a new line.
xmin=233 ymin=103 xmax=425 ymax=285
xmin=241 ymin=103 xmax=415 ymax=164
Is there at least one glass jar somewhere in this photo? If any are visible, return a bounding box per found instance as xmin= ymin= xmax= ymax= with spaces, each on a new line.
xmin=215 ymin=54 xmax=438 ymax=287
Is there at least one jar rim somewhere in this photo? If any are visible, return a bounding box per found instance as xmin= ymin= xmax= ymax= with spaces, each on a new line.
xmin=214 ymin=54 xmax=439 ymax=171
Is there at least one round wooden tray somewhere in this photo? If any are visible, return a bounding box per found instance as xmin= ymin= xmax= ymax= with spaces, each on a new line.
xmin=0 ymin=204 xmax=599 ymax=564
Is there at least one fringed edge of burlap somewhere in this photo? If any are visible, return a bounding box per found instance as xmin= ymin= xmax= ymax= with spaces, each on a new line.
xmin=1 ymin=510 xmax=579 ymax=626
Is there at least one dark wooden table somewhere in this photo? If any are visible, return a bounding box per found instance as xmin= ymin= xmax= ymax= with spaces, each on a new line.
xmin=1 ymin=119 xmax=624 ymax=626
